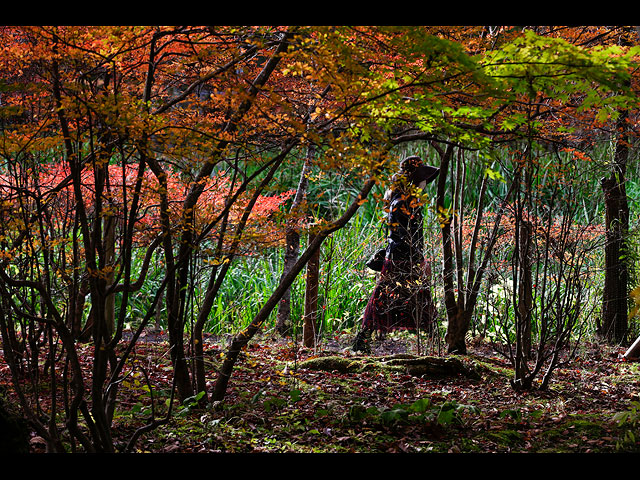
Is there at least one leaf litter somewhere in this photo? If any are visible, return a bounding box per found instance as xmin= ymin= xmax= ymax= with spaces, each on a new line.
xmin=3 ymin=329 xmax=640 ymax=453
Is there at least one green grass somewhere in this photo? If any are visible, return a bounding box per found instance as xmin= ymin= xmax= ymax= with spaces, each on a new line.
xmin=202 ymin=206 xmax=384 ymax=337
xmin=118 ymin=142 xmax=639 ymax=345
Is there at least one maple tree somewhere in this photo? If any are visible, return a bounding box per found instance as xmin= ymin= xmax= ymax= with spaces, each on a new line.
xmin=1 ymin=25 xmax=640 ymax=453
xmin=0 ymin=26 xmax=309 ymax=451
xmin=0 ymin=26 xmax=423 ymax=451
xmin=389 ymin=27 xmax=638 ymax=358
xmin=346 ymin=26 xmax=640 ymax=390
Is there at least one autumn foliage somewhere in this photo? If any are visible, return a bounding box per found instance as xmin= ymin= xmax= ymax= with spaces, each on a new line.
xmin=1 ymin=26 xmax=639 ymax=453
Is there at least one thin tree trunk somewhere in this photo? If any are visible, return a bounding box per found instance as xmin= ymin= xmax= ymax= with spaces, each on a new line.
xmin=517 ymin=219 xmax=533 ymax=359
xmin=432 ymin=141 xmax=517 ymax=355
xmin=276 ymin=157 xmax=311 ymax=335
xmin=104 ymin=214 xmax=116 ymax=338
xmin=303 ymin=232 xmax=321 ymax=347
xmin=276 ymin=85 xmax=331 ymax=336
xmin=517 ymin=150 xmax=534 ymax=361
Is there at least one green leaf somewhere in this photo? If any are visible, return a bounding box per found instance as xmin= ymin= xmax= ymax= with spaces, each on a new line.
xmin=408 ymin=397 xmax=432 ymax=413
xmin=288 ymin=389 xmax=302 ymax=403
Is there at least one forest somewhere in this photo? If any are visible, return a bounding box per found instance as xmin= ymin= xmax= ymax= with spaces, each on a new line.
xmin=1 ymin=25 xmax=640 ymax=454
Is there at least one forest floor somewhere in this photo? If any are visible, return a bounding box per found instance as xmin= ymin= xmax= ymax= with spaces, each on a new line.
xmin=4 ymin=328 xmax=640 ymax=455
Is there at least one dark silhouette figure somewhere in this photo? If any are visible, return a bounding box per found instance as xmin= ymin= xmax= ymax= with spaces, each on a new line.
xmin=353 ymin=156 xmax=439 ymax=352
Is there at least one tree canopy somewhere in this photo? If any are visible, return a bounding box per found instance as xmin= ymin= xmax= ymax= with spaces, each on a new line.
xmin=1 ymin=25 xmax=639 ymax=453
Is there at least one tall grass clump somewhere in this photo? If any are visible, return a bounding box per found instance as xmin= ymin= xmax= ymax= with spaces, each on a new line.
xmin=203 ymin=193 xmax=386 ymax=338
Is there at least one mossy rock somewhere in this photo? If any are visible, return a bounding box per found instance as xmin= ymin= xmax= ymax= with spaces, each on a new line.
xmin=298 ymin=354 xmax=481 ymax=380
xmin=485 ymin=429 xmax=524 ymax=447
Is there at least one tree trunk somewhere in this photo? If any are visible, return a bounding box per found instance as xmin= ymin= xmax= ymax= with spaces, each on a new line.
xmin=276 ymin=229 xmax=300 ymax=336
xmin=444 ymin=309 xmax=473 ymax=354
xmin=600 ymin=29 xmax=632 ymax=345
xmin=104 ymin=213 xmax=116 ymax=338
xmin=276 ymin=149 xmax=313 ymax=336
xmin=600 ymin=111 xmax=630 ymax=344
xmin=433 ymin=143 xmax=517 ymax=355
xmin=275 ymin=85 xmax=330 ymax=336
xmin=303 ymin=232 xmax=321 ymax=347
xmin=601 ymin=175 xmax=629 ymax=343
xmin=517 ymin=218 xmax=533 ymax=360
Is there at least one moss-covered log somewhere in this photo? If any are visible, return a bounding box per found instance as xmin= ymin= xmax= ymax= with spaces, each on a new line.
xmin=297 ymin=354 xmax=481 ymax=380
